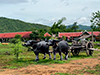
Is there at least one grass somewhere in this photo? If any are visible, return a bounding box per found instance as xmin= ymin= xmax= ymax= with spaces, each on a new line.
xmin=94 ymin=44 xmax=100 ymax=49
xmin=73 ymin=64 xmax=100 ymax=75
xmin=54 ymin=73 xmax=76 ymax=75
xmin=93 ymin=41 xmax=100 ymax=44
xmin=0 ymin=43 xmax=100 ymax=69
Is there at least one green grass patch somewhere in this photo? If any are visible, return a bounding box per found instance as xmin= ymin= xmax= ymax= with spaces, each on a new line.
xmin=73 ymin=64 xmax=100 ymax=75
xmin=54 ymin=72 xmax=76 ymax=75
xmin=94 ymin=41 xmax=100 ymax=44
xmin=0 ymin=52 xmax=95 ymax=69
xmin=0 ymin=43 xmax=100 ymax=69
xmin=94 ymin=45 xmax=100 ymax=49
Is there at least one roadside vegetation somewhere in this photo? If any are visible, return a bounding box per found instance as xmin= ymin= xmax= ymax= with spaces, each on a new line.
xmin=0 ymin=10 xmax=100 ymax=75
xmin=0 ymin=41 xmax=100 ymax=69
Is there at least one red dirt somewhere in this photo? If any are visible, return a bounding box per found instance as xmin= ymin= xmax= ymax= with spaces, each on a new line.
xmin=0 ymin=57 xmax=100 ymax=75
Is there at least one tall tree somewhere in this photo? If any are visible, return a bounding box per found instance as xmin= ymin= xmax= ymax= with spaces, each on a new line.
xmin=90 ymin=10 xmax=100 ymax=31
xmin=71 ymin=22 xmax=79 ymax=32
xmin=30 ymin=31 xmax=39 ymax=40
xmin=29 ymin=29 xmax=48 ymax=40
xmin=50 ymin=17 xmax=67 ymax=34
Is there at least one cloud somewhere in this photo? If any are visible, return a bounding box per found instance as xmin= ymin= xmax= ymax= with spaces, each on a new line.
xmin=82 ymin=7 xmax=88 ymax=11
xmin=0 ymin=0 xmax=28 ymax=4
xmin=64 ymin=17 xmax=91 ymax=26
xmin=33 ymin=18 xmax=58 ymax=26
xmin=31 ymin=0 xmax=38 ymax=4
xmin=20 ymin=8 xmax=25 ymax=11
xmin=60 ymin=0 xmax=69 ymax=6
xmin=0 ymin=0 xmax=98 ymax=26
xmin=77 ymin=17 xmax=90 ymax=25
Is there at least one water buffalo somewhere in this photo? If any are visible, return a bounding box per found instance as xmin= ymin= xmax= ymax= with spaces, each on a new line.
xmin=23 ymin=40 xmax=38 ymax=50
xmin=23 ymin=40 xmax=52 ymax=61
xmin=34 ymin=41 xmax=52 ymax=61
xmin=47 ymin=39 xmax=69 ymax=60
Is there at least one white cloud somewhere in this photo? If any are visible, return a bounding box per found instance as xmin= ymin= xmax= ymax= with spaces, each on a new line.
xmin=33 ymin=18 xmax=58 ymax=26
xmin=0 ymin=0 xmax=28 ymax=4
xmin=82 ymin=7 xmax=88 ymax=11
xmin=0 ymin=0 xmax=99 ymax=26
xmin=77 ymin=17 xmax=91 ymax=25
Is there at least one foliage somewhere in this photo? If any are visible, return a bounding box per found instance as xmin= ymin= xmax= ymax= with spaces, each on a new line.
xmin=90 ymin=10 xmax=100 ymax=31
xmin=14 ymin=34 xmax=22 ymax=39
xmin=30 ymin=29 xmax=48 ymax=40
xmin=0 ymin=17 xmax=50 ymax=33
xmin=0 ymin=42 xmax=100 ymax=69
xmin=73 ymin=64 xmax=100 ymax=75
xmin=71 ymin=22 xmax=79 ymax=32
xmin=11 ymin=39 xmax=23 ymax=60
xmin=50 ymin=17 xmax=67 ymax=34
xmin=54 ymin=73 xmax=76 ymax=75
xmin=10 ymin=34 xmax=22 ymax=44
xmin=66 ymin=22 xmax=79 ymax=32
xmin=30 ymin=31 xmax=39 ymax=40
xmin=38 ymin=29 xmax=48 ymax=40
xmin=62 ymin=36 xmax=66 ymax=41
xmin=10 ymin=38 xmax=19 ymax=44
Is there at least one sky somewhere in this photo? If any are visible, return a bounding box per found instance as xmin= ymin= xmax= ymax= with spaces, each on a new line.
xmin=0 ymin=0 xmax=100 ymax=26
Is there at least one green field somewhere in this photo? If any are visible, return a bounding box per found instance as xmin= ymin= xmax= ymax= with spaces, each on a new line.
xmin=0 ymin=42 xmax=100 ymax=70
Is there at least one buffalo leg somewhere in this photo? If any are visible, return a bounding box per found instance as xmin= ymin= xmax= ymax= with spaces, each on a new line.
xmin=59 ymin=51 xmax=63 ymax=60
xmin=53 ymin=50 xmax=56 ymax=60
xmin=43 ymin=53 xmax=46 ymax=59
xmin=35 ymin=54 xmax=39 ymax=61
xmin=46 ymin=50 xmax=52 ymax=59
xmin=34 ymin=51 xmax=39 ymax=61
xmin=65 ymin=52 xmax=68 ymax=60
xmin=48 ymin=52 xmax=52 ymax=59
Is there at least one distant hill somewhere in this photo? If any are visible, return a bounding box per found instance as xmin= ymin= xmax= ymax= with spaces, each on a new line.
xmin=78 ymin=25 xmax=91 ymax=30
xmin=0 ymin=17 xmax=50 ymax=33
xmin=66 ymin=24 xmax=91 ymax=30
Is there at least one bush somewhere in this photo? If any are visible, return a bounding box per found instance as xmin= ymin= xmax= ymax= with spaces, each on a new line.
xmin=10 ymin=34 xmax=22 ymax=44
xmin=12 ymin=39 xmax=23 ymax=60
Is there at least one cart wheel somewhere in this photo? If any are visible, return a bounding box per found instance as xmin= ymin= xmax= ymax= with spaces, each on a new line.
xmin=86 ymin=42 xmax=94 ymax=56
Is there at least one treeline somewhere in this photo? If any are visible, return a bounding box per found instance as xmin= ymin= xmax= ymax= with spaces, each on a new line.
xmin=30 ymin=10 xmax=100 ymax=40
xmin=0 ymin=10 xmax=100 ymax=40
xmin=0 ymin=17 xmax=50 ymax=33
xmin=29 ymin=17 xmax=85 ymax=40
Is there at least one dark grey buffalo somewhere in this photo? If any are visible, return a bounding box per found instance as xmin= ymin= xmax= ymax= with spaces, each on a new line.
xmin=23 ymin=40 xmax=38 ymax=50
xmin=23 ymin=40 xmax=51 ymax=61
xmin=34 ymin=41 xmax=52 ymax=61
xmin=47 ymin=39 xmax=69 ymax=60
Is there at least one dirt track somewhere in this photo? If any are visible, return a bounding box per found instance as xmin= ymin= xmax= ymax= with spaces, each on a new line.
xmin=0 ymin=57 xmax=100 ymax=75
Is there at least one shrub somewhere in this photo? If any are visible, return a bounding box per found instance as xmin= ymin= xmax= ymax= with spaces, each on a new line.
xmin=12 ymin=39 xmax=23 ymax=60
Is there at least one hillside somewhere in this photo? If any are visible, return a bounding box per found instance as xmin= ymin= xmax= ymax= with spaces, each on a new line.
xmin=0 ymin=17 xmax=50 ymax=33
xmin=78 ymin=25 xmax=91 ymax=30
xmin=66 ymin=24 xmax=91 ymax=30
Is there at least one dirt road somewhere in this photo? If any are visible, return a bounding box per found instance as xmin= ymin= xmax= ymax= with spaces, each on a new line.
xmin=0 ymin=57 xmax=100 ymax=75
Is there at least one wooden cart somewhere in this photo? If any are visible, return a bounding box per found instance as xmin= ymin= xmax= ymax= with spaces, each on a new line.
xmin=69 ymin=34 xmax=100 ymax=56
xmin=70 ymin=39 xmax=94 ymax=56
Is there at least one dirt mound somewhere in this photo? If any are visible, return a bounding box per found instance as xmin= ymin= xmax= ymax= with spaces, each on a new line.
xmin=0 ymin=57 xmax=100 ymax=75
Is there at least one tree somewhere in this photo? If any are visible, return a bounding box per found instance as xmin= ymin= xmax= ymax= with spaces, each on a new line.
xmin=29 ymin=29 xmax=48 ymax=40
xmin=12 ymin=39 xmax=23 ymax=60
xmin=50 ymin=17 xmax=67 ymax=34
xmin=14 ymin=34 xmax=21 ymax=39
xmin=10 ymin=34 xmax=22 ymax=44
xmin=71 ymin=22 xmax=79 ymax=32
xmin=38 ymin=29 xmax=48 ymax=40
xmin=90 ymin=10 xmax=100 ymax=31
xmin=30 ymin=31 xmax=39 ymax=40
